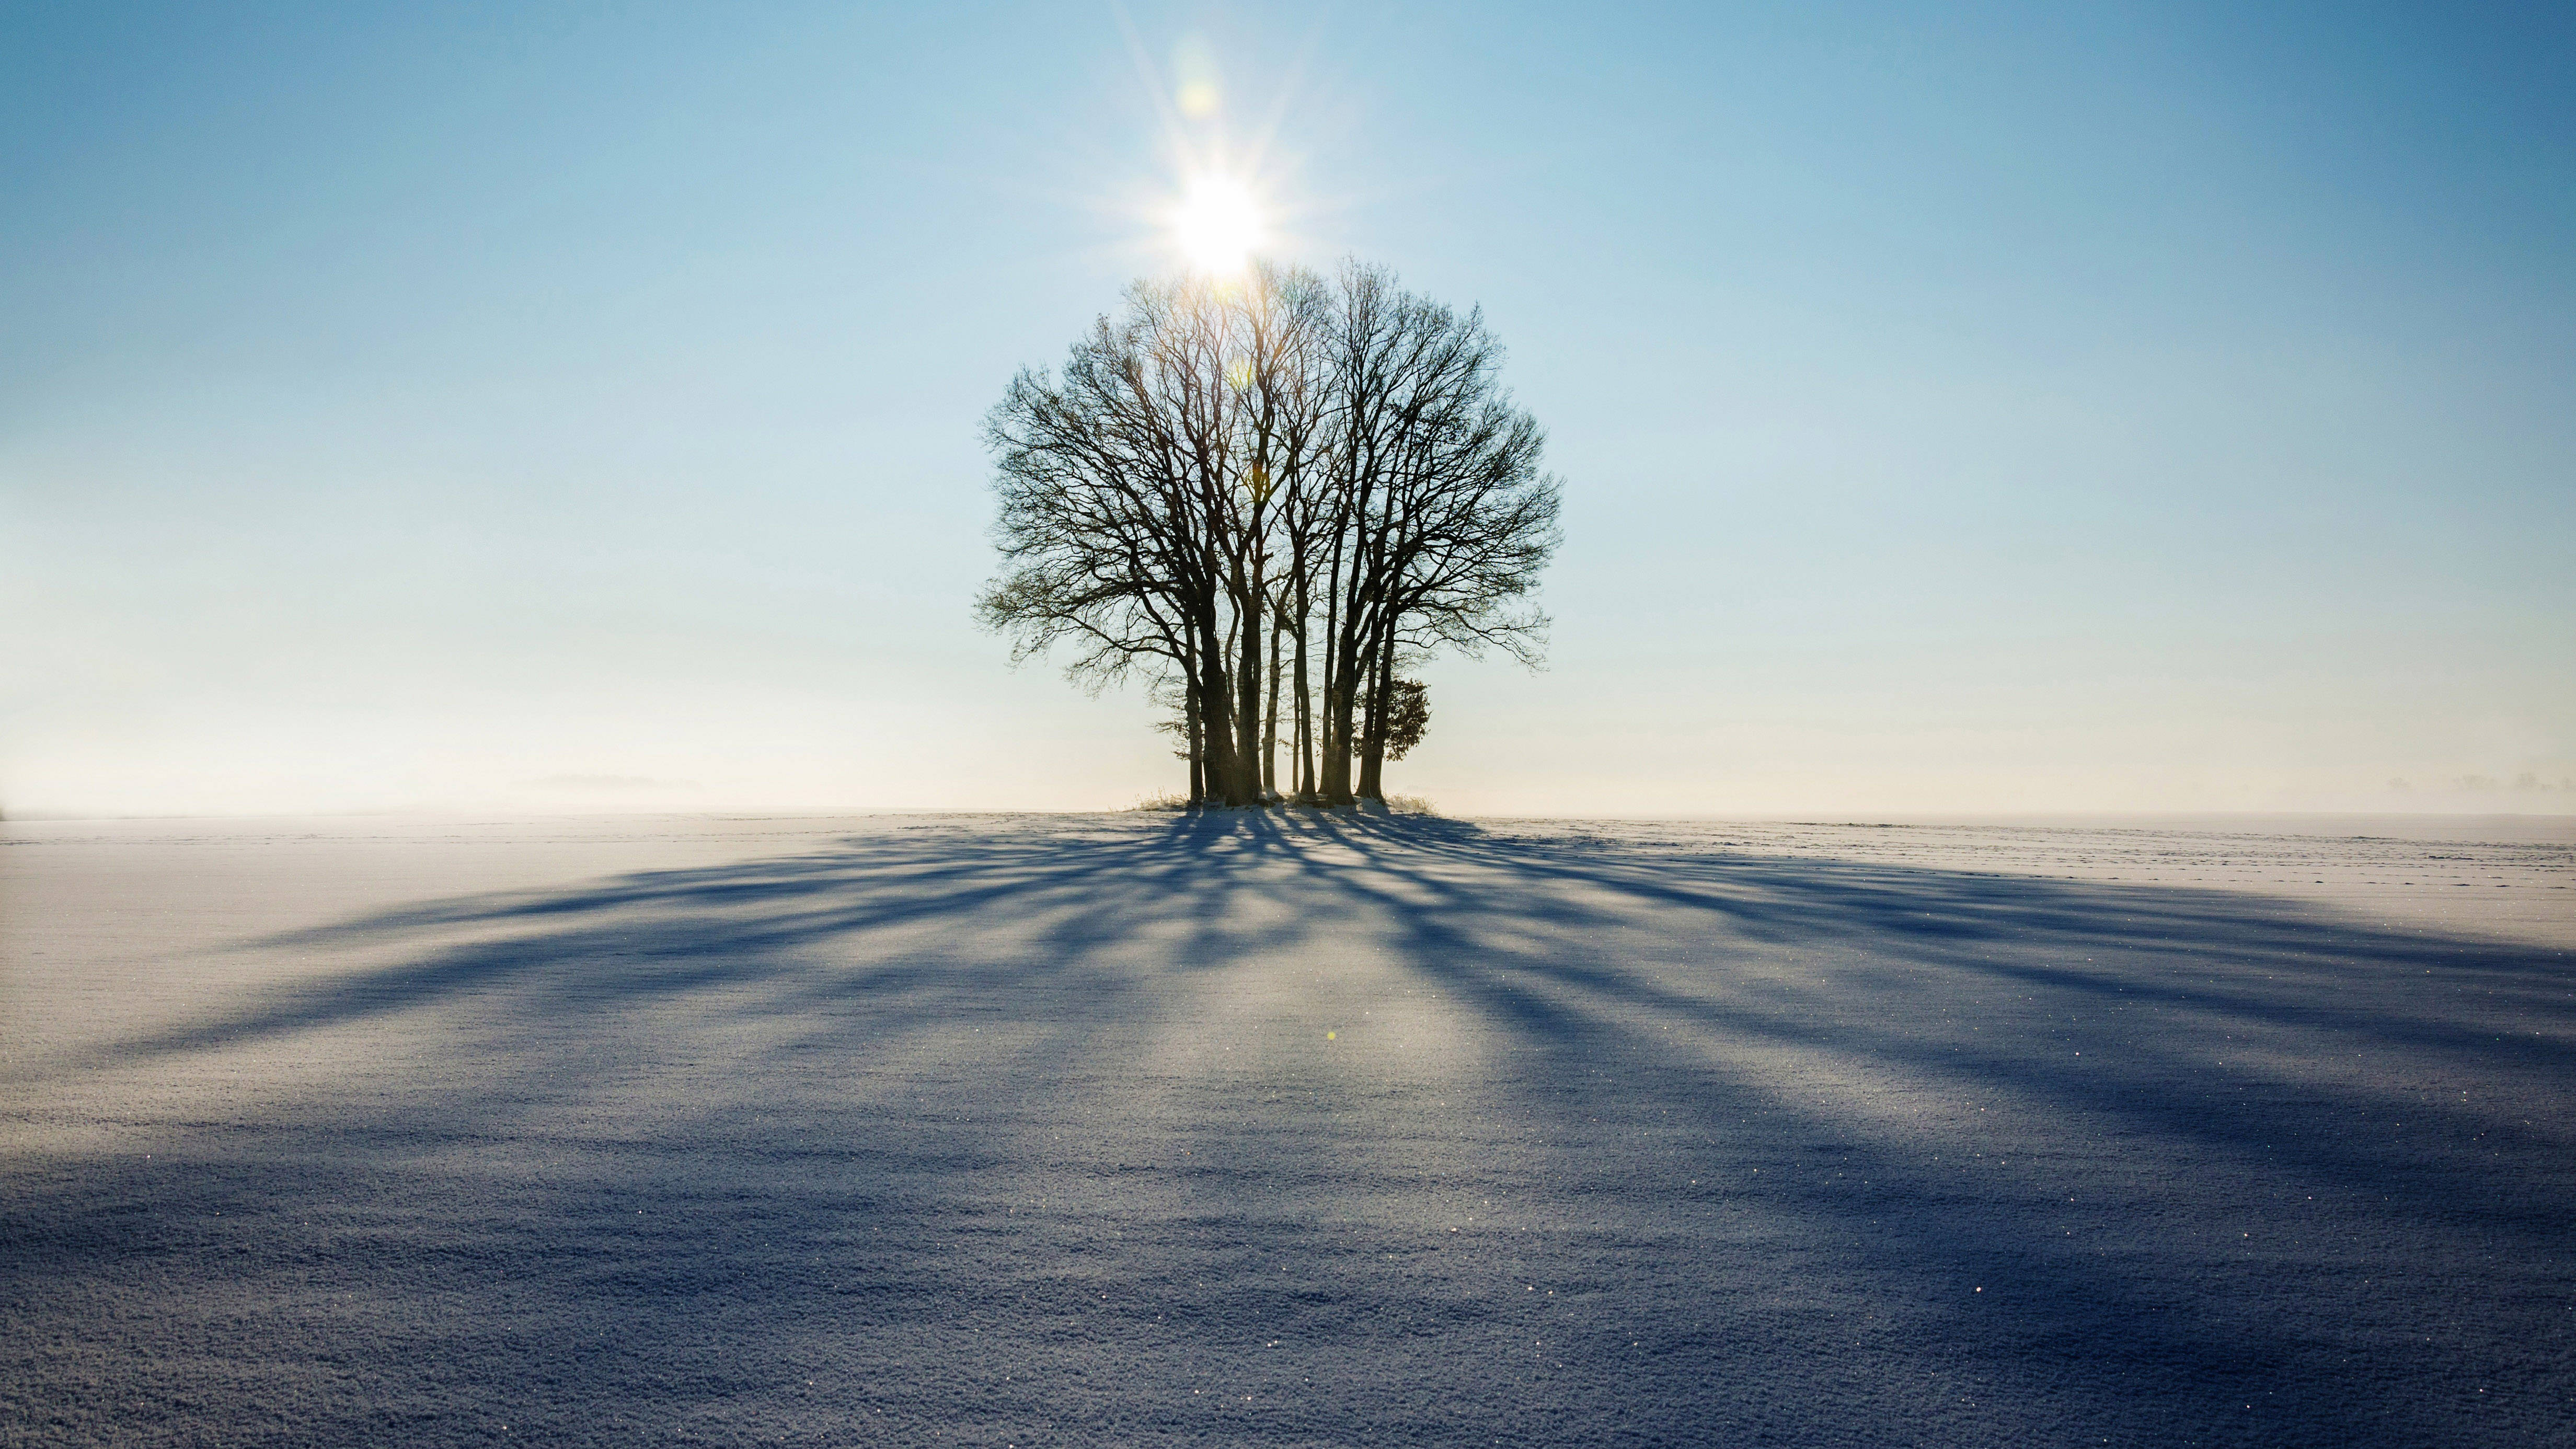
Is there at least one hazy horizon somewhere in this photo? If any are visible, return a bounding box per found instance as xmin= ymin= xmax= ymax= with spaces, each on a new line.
xmin=5 ymin=3 xmax=2569 ymax=819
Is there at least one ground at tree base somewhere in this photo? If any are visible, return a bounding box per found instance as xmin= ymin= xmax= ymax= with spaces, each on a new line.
xmin=1129 ymin=794 xmax=1440 ymax=815
xmin=3 ymin=812 xmax=2570 ymax=1446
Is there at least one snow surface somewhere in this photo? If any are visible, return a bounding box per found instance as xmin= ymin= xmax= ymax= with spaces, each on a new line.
xmin=3 ymin=812 xmax=2571 ymax=1446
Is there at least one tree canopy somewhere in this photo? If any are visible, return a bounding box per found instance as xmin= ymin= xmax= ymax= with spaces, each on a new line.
xmin=980 ymin=260 xmax=1560 ymax=807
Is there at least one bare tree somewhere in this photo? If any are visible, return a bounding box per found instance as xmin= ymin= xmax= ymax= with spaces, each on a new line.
xmin=983 ymin=279 xmax=1250 ymax=803
xmin=980 ymin=260 xmax=1557 ymax=808
xmin=1317 ymin=262 xmax=1559 ymax=804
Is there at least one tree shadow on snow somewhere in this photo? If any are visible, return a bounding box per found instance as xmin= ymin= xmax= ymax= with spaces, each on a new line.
xmin=5 ymin=813 xmax=2571 ymax=1447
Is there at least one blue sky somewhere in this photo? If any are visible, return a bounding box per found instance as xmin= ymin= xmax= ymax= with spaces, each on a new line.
xmin=3 ymin=1 xmax=2569 ymax=815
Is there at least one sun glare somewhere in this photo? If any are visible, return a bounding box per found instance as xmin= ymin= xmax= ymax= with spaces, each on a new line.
xmin=1172 ymin=174 xmax=1262 ymax=276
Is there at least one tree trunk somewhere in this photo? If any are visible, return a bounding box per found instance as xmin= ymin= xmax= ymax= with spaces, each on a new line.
xmin=1322 ymin=658 xmax=1359 ymax=806
xmin=1292 ymin=592 xmax=1316 ymax=804
xmin=1263 ymin=615 xmax=1282 ymax=800
xmin=1184 ymin=654 xmax=1204 ymax=805
xmin=1233 ymin=574 xmax=1264 ymax=807
xmin=1319 ymin=528 xmax=1352 ymax=807
xmin=1196 ymin=606 xmax=1248 ymax=807
xmin=1358 ymin=624 xmax=1395 ymax=802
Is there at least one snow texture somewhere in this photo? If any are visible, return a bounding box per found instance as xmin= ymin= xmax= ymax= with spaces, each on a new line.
xmin=3 ymin=812 xmax=2571 ymax=1446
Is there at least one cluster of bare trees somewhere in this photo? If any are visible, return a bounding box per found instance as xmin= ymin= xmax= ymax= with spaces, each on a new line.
xmin=979 ymin=260 xmax=1560 ymax=808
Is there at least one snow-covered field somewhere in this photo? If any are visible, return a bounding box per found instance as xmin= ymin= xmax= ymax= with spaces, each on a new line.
xmin=4 ymin=812 xmax=2571 ymax=1446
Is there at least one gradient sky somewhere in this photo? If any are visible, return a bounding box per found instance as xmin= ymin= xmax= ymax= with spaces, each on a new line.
xmin=3 ymin=1 xmax=2570 ymax=818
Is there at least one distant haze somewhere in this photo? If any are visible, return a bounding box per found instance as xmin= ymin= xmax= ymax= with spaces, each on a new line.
xmin=3 ymin=3 xmax=2568 ymax=818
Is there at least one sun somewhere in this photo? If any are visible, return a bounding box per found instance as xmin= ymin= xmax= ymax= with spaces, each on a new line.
xmin=1171 ymin=172 xmax=1262 ymax=276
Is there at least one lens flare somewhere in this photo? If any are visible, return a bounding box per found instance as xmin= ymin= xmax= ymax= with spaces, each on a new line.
xmin=1171 ymin=173 xmax=1261 ymax=276
xmin=1172 ymin=34 xmax=1222 ymax=120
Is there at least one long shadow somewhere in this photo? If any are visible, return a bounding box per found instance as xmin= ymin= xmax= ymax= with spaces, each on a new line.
xmin=1347 ymin=816 xmax=2571 ymax=1435
xmin=5 ymin=814 xmax=2570 ymax=1447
